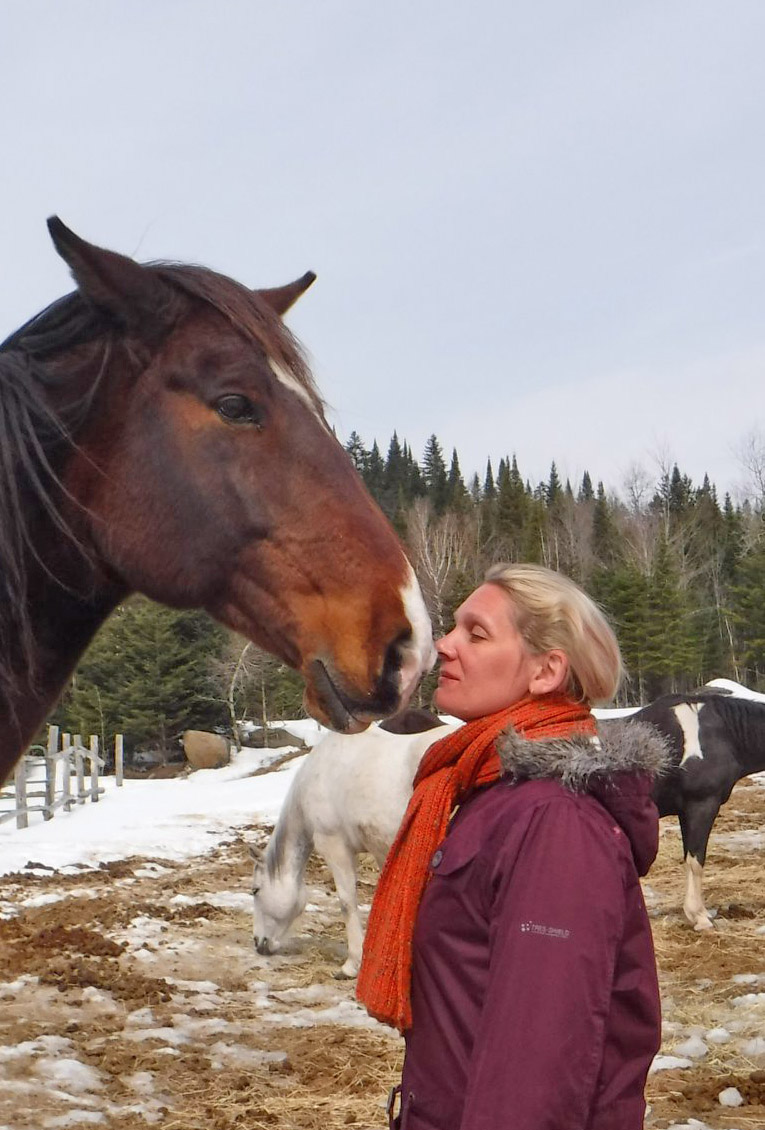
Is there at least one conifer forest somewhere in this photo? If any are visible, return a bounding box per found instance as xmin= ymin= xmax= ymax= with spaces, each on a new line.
xmin=53 ymin=430 xmax=765 ymax=757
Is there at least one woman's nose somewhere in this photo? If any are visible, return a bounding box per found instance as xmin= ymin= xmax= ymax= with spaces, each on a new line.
xmin=436 ymin=632 xmax=456 ymax=659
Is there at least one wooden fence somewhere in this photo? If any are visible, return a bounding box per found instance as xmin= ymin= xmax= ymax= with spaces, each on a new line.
xmin=0 ymin=726 xmax=124 ymax=831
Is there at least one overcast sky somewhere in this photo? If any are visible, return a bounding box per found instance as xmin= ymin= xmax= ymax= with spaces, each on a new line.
xmin=2 ymin=1 xmax=764 ymax=498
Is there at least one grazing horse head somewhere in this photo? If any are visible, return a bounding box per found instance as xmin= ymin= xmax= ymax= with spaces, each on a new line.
xmin=0 ymin=218 xmax=435 ymax=773
xmin=250 ymin=844 xmax=307 ymax=956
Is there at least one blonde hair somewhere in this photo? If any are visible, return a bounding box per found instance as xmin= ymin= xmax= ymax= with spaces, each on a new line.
xmin=484 ymin=562 xmax=623 ymax=704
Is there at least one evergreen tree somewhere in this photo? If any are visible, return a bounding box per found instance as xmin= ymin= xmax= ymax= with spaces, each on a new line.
xmin=578 ymin=471 xmax=594 ymax=503
xmin=591 ymin=482 xmax=620 ymax=566
xmin=495 ymin=455 xmax=528 ymax=554
xmin=56 ymin=598 xmax=227 ymax=755
xmin=422 ymin=434 xmax=449 ymax=514
xmin=483 ymin=460 xmax=496 ymax=500
xmin=446 ymin=448 xmax=470 ymax=511
xmin=731 ymin=533 xmax=765 ymax=688
xmin=546 ymin=461 xmax=563 ymax=507
xmin=363 ymin=440 xmax=385 ymax=500
xmin=345 ymin=431 xmax=368 ymax=475
xmin=641 ymin=536 xmax=699 ymax=697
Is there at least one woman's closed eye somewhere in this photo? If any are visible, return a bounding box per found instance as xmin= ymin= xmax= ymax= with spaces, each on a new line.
xmin=469 ymin=628 xmax=489 ymax=642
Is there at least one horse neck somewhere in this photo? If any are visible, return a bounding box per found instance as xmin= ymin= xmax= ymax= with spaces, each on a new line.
xmin=265 ymin=789 xmax=314 ymax=889
xmin=0 ymin=541 xmax=125 ymax=776
xmin=722 ymin=699 xmax=765 ymax=775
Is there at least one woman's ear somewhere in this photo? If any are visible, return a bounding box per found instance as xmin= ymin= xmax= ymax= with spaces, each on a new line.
xmin=528 ymin=650 xmax=570 ymax=696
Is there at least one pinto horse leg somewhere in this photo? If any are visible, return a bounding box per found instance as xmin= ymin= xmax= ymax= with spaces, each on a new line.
xmin=678 ymin=799 xmax=720 ymax=931
xmin=315 ymin=832 xmax=364 ymax=978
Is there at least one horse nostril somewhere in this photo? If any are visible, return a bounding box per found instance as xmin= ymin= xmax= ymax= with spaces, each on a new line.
xmin=255 ymin=937 xmax=272 ymax=956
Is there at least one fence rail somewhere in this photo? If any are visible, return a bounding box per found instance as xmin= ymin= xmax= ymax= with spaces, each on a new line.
xmin=0 ymin=727 xmax=124 ymax=830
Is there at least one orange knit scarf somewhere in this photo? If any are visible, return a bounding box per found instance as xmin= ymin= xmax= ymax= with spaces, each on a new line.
xmin=356 ymin=693 xmax=596 ymax=1031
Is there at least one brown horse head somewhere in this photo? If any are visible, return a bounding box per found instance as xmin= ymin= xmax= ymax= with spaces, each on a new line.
xmin=0 ymin=220 xmax=434 ymax=767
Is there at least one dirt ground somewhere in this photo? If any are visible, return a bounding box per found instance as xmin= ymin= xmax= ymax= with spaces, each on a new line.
xmin=1 ymin=777 xmax=764 ymax=1130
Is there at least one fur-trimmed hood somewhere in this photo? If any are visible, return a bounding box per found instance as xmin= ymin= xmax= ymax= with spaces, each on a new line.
xmin=497 ymin=719 xmax=669 ymax=790
xmin=497 ymin=720 xmax=669 ymax=876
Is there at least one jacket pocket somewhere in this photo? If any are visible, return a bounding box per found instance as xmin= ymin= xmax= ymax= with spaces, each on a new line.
xmin=429 ymin=837 xmax=480 ymax=877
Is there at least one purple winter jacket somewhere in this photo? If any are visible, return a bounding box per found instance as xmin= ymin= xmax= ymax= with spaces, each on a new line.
xmin=394 ymin=720 xmax=667 ymax=1130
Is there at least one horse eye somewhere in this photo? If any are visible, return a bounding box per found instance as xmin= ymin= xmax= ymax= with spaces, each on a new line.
xmin=215 ymin=394 xmax=262 ymax=425
xmin=252 ymin=886 xmax=260 ymax=896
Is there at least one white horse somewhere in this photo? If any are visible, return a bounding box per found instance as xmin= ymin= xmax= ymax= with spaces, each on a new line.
xmin=250 ymin=719 xmax=460 ymax=977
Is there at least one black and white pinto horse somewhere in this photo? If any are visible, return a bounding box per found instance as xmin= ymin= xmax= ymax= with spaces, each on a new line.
xmin=622 ymin=683 xmax=765 ymax=930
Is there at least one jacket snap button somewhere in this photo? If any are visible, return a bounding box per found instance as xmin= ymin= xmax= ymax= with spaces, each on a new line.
xmin=431 ymin=849 xmax=443 ymax=867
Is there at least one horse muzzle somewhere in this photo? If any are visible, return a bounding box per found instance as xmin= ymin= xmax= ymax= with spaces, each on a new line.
xmin=255 ymin=936 xmax=275 ymax=956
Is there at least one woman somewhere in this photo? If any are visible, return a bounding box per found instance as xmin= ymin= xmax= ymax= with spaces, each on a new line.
xmin=357 ymin=563 xmax=666 ymax=1130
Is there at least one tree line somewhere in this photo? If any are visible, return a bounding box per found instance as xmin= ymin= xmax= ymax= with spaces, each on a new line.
xmin=51 ymin=429 xmax=765 ymax=755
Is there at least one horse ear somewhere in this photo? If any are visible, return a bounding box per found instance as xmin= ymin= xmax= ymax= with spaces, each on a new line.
xmin=248 ymin=844 xmax=261 ymax=862
xmin=47 ymin=216 xmax=181 ymax=332
xmin=256 ymin=271 xmax=316 ymax=317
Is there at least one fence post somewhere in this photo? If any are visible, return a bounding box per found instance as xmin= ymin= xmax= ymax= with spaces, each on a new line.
xmin=62 ymin=733 xmax=72 ymax=812
xmin=14 ymin=758 xmax=28 ymax=830
xmin=90 ymin=735 xmax=99 ymax=802
xmin=74 ymin=734 xmax=85 ymax=804
xmin=115 ymin=734 xmax=124 ymax=787
xmin=44 ymin=726 xmax=59 ymax=821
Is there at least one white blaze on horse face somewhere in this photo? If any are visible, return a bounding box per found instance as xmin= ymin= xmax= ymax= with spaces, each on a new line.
xmin=268 ymin=359 xmax=327 ymax=425
xmin=673 ymin=703 xmax=704 ymax=765
xmin=398 ymin=567 xmax=437 ymax=703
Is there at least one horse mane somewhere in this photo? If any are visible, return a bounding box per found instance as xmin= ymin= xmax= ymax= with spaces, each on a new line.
xmin=707 ymin=691 xmax=765 ymax=740
xmin=265 ymin=777 xmax=313 ymax=882
xmin=0 ymin=262 xmax=324 ymax=709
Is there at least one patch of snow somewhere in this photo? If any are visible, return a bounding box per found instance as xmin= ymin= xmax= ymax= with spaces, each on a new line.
xmin=270 ymin=984 xmax=343 ymax=1005
xmin=169 ymin=1014 xmax=242 ymax=1039
xmin=164 ymin=977 xmax=220 ymax=993
xmin=731 ymin=992 xmax=765 ymax=1008
xmin=263 ymin=998 xmax=399 ymax=1032
xmin=20 ymin=888 xmax=99 ymax=909
xmin=0 ymin=1035 xmax=73 ymax=1062
xmin=168 ymin=890 xmax=251 ymax=912
xmin=650 ymin=1055 xmax=693 ymax=1073
xmin=124 ymin=1072 xmax=155 ymax=1096
xmin=208 ymin=1042 xmax=289 ymax=1070
xmin=0 ymin=975 xmax=38 ymax=999
xmin=674 ymin=1035 xmax=708 ymax=1058
xmin=132 ymin=863 xmax=172 ymax=878
xmin=42 ymin=1113 xmax=105 ymax=1128
xmin=705 ymin=678 xmax=765 ymax=702
xmin=718 ymin=1086 xmax=744 ymax=1106
xmin=0 ymin=737 xmax=307 ymax=876
xmin=741 ymin=1036 xmax=765 ymax=1057
xmin=124 ymin=1027 xmax=190 ymax=1046
xmin=715 ymin=830 xmax=765 ymax=852
xmin=664 ymin=1122 xmax=713 ymax=1130
xmin=81 ymin=987 xmax=116 ymax=1008
xmin=705 ymin=1027 xmax=731 ymax=1044
xmin=35 ymin=1058 xmax=103 ymax=1094
xmin=125 ymin=1007 xmax=155 ymax=1028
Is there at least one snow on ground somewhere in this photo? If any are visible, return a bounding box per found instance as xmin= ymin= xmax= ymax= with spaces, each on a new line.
xmin=2 ymin=704 xmax=765 ymax=1129
xmin=0 ymin=720 xmax=325 ymax=878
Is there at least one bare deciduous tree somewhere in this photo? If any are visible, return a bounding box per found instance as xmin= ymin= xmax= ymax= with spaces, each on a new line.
xmin=406 ymin=498 xmax=475 ymax=635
